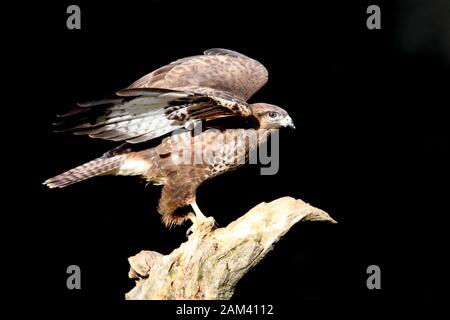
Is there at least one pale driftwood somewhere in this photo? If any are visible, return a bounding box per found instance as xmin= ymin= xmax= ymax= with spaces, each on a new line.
xmin=125 ymin=196 xmax=336 ymax=300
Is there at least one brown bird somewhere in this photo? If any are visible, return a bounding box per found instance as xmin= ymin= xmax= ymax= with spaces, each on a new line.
xmin=44 ymin=49 xmax=295 ymax=227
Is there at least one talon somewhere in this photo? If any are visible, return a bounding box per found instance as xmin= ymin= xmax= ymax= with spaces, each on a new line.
xmin=186 ymin=225 xmax=194 ymax=238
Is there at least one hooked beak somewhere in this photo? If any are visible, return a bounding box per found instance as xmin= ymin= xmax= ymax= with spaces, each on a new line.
xmin=284 ymin=116 xmax=295 ymax=130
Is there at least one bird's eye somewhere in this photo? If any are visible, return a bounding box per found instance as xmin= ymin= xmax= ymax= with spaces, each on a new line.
xmin=268 ymin=111 xmax=279 ymax=118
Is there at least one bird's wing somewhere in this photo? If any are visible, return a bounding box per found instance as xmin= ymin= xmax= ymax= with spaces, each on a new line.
xmin=123 ymin=48 xmax=268 ymax=102
xmin=56 ymin=49 xmax=267 ymax=144
xmin=55 ymin=88 xmax=252 ymax=144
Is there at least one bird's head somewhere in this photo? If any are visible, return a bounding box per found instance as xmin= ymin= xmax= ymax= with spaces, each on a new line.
xmin=250 ymin=103 xmax=295 ymax=130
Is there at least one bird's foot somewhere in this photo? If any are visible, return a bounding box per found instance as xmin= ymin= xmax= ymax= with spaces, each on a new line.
xmin=186 ymin=210 xmax=218 ymax=238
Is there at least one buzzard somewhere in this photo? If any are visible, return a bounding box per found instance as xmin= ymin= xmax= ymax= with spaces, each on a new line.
xmin=44 ymin=49 xmax=295 ymax=227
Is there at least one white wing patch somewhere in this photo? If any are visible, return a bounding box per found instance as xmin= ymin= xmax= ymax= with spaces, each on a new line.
xmin=117 ymin=158 xmax=151 ymax=176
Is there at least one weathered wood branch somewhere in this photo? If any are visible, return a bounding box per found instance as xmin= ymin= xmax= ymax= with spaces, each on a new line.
xmin=125 ymin=196 xmax=336 ymax=300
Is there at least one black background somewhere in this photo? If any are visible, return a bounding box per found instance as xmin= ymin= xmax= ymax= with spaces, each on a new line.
xmin=10 ymin=0 xmax=448 ymax=317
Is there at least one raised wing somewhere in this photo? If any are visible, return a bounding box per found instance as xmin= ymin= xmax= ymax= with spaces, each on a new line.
xmin=56 ymin=49 xmax=267 ymax=144
xmin=55 ymin=88 xmax=251 ymax=144
xmin=123 ymin=48 xmax=268 ymax=102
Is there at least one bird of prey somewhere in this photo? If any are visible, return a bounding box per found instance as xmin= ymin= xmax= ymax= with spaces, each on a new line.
xmin=44 ymin=49 xmax=295 ymax=227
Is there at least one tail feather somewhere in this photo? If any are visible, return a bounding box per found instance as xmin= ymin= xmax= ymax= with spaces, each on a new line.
xmin=43 ymin=155 xmax=125 ymax=189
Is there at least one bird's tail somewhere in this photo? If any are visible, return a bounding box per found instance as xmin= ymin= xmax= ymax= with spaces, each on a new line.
xmin=43 ymin=155 xmax=125 ymax=189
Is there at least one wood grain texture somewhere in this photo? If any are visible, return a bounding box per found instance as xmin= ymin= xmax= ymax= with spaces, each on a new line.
xmin=125 ymin=196 xmax=336 ymax=300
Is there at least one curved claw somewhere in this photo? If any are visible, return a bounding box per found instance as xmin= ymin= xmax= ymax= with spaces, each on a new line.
xmin=185 ymin=225 xmax=194 ymax=238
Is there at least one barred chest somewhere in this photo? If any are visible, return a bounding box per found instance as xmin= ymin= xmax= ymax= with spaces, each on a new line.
xmin=203 ymin=128 xmax=274 ymax=176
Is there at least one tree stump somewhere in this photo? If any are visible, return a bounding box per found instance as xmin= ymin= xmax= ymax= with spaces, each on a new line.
xmin=125 ymin=196 xmax=336 ymax=300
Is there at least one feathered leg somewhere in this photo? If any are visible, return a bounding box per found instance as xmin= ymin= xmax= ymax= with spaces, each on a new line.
xmin=158 ymin=169 xmax=210 ymax=227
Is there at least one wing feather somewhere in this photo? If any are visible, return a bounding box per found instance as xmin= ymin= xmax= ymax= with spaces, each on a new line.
xmin=124 ymin=48 xmax=268 ymax=102
xmin=55 ymin=49 xmax=265 ymax=144
xmin=56 ymin=88 xmax=250 ymax=144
